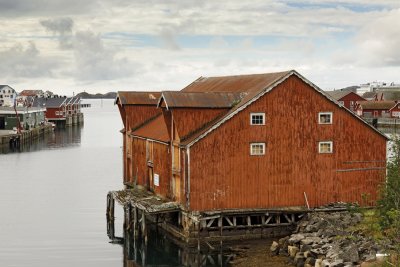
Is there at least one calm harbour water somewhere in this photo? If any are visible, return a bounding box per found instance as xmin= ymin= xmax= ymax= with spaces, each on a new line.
xmin=0 ymin=99 xmax=125 ymax=267
xmin=0 ymin=99 xmax=286 ymax=267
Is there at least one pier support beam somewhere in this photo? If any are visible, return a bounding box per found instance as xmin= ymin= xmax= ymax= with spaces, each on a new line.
xmin=106 ymin=193 xmax=115 ymax=240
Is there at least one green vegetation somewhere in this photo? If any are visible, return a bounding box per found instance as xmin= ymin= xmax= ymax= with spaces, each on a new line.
xmin=376 ymin=137 xmax=400 ymax=266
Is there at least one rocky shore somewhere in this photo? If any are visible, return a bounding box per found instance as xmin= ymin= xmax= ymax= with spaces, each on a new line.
xmin=270 ymin=207 xmax=384 ymax=267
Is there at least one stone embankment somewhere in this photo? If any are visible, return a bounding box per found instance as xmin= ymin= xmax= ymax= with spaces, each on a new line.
xmin=270 ymin=206 xmax=382 ymax=267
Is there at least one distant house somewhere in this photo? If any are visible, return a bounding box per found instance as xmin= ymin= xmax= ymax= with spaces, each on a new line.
xmin=356 ymin=101 xmax=397 ymax=118
xmin=0 ymin=107 xmax=46 ymax=130
xmin=16 ymin=90 xmax=45 ymax=107
xmin=65 ymin=97 xmax=82 ymax=116
xmin=325 ymin=90 xmax=366 ymax=112
xmin=0 ymin=85 xmax=17 ymax=107
xmin=32 ymin=96 xmax=83 ymax=126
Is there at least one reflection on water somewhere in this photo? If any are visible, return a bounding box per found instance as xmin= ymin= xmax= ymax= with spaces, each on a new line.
xmin=121 ymin=226 xmax=235 ymax=267
xmin=1 ymin=126 xmax=83 ymax=154
xmin=0 ymin=99 xmax=123 ymax=267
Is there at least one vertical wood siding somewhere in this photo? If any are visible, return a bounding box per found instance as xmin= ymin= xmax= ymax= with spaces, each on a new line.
xmin=124 ymin=105 xmax=161 ymax=131
xmin=189 ymin=75 xmax=386 ymax=211
xmin=131 ymin=137 xmax=172 ymax=198
xmin=171 ymin=108 xmax=228 ymax=140
xmin=122 ymin=105 xmax=161 ymax=183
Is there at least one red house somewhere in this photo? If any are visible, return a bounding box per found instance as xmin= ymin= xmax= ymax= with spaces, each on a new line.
xmin=356 ymin=101 xmax=396 ymax=118
xmin=113 ymin=70 xmax=387 ymax=241
xmin=32 ymin=96 xmax=83 ymax=126
xmin=325 ymin=90 xmax=365 ymax=112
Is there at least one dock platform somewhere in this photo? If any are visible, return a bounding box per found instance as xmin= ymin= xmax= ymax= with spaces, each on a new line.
xmin=106 ymin=188 xmax=306 ymax=245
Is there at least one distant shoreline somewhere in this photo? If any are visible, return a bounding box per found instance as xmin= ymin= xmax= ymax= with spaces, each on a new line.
xmin=76 ymin=92 xmax=116 ymax=99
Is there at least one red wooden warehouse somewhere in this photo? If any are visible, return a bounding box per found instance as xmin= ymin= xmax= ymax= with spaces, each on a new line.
xmin=110 ymin=70 xmax=387 ymax=242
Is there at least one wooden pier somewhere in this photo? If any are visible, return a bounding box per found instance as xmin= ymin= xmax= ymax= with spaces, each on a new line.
xmin=106 ymin=188 xmax=305 ymax=245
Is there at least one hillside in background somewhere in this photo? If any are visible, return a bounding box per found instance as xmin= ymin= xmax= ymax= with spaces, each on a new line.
xmin=76 ymin=92 xmax=117 ymax=99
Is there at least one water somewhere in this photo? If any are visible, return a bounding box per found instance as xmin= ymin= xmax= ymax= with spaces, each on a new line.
xmin=0 ymin=99 xmax=124 ymax=267
xmin=0 ymin=99 xmax=286 ymax=267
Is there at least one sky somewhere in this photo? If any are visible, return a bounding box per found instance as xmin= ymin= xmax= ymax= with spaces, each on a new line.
xmin=0 ymin=0 xmax=400 ymax=95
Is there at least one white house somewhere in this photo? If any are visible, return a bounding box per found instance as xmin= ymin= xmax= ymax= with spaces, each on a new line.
xmin=0 ymin=85 xmax=17 ymax=107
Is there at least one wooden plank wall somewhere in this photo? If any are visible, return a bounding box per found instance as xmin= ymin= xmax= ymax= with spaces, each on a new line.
xmin=172 ymin=108 xmax=228 ymax=140
xmin=130 ymin=137 xmax=172 ymax=198
xmin=189 ymin=75 xmax=386 ymax=211
xmin=122 ymin=104 xmax=161 ymax=183
xmin=124 ymin=105 xmax=161 ymax=131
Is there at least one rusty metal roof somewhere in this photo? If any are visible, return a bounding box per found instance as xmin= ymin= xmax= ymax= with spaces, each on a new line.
xmin=160 ymin=91 xmax=243 ymax=108
xmin=182 ymin=71 xmax=291 ymax=93
xmin=132 ymin=114 xmax=169 ymax=143
xmin=117 ymin=91 xmax=161 ymax=105
xmin=357 ymin=101 xmax=396 ymax=110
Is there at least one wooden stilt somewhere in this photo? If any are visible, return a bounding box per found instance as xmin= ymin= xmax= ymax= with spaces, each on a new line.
xmin=141 ymin=210 xmax=147 ymax=244
xmin=133 ymin=207 xmax=138 ymax=238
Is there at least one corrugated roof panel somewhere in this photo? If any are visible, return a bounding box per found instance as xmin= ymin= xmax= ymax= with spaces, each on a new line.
xmin=182 ymin=71 xmax=291 ymax=93
xmin=117 ymin=91 xmax=161 ymax=105
xmin=161 ymin=91 xmax=243 ymax=108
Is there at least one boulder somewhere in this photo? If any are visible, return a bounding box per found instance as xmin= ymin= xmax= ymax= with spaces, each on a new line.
xmin=294 ymin=252 xmax=305 ymax=265
xmin=338 ymin=244 xmax=359 ymax=263
xmin=288 ymin=245 xmax=300 ymax=258
xmin=289 ymin=234 xmax=305 ymax=245
xmin=301 ymin=237 xmax=322 ymax=246
xmin=315 ymin=258 xmax=323 ymax=267
xmin=270 ymin=241 xmax=280 ymax=255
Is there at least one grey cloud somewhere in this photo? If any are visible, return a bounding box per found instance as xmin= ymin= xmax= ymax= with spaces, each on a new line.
xmin=0 ymin=0 xmax=100 ymax=16
xmin=355 ymin=8 xmax=400 ymax=67
xmin=73 ymin=30 xmax=135 ymax=81
xmin=0 ymin=41 xmax=57 ymax=78
xmin=40 ymin=17 xmax=74 ymax=49
xmin=159 ymin=28 xmax=180 ymax=50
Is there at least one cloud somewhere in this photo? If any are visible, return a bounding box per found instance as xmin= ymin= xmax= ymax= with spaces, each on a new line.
xmin=0 ymin=41 xmax=57 ymax=78
xmin=355 ymin=8 xmax=400 ymax=66
xmin=72 ymin=30 xmax=135 ymax=81
xmin=40 ymin=17 xmax=74 ymax=49
xmin=159 ymin=28 xmax=180 ymax=50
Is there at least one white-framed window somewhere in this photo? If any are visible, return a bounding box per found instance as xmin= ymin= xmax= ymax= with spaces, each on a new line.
xmin=318 ymin=112 xmax=333 ymax=124
xmin=55 ymin=111 xmax=59 ymax=115
xmin=250 ymin=142 xmax=265 ymax=155
xmin=319 ymin=141 xmax=333 ymax=153
xmin=250 ymin=113 xmax=265 ymax=125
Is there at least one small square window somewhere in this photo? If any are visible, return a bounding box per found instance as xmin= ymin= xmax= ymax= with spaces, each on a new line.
xmin=250 ymin=143 xmax=265 ymax=155
xmin=319 ymin=112 xmax=332 ymax=124
xmin=319 ymin=141 xmax=333 ymax=153
xmin=250 ymin=113 xmax=265 ymax=125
